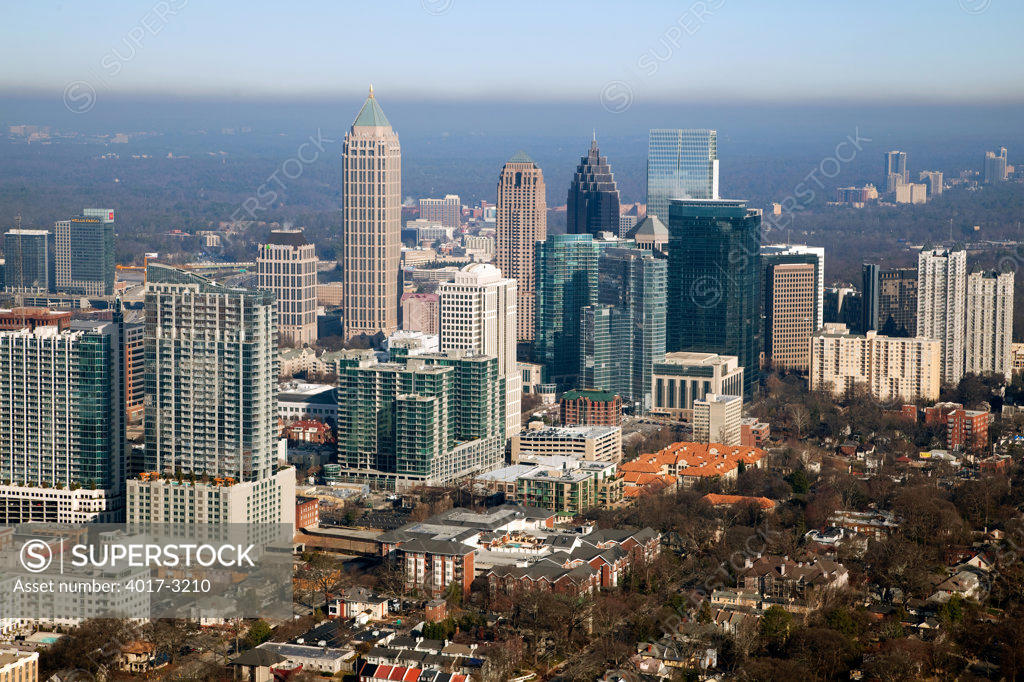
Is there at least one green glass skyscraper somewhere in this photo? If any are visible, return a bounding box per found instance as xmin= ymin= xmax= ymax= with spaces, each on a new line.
xmin=667 ymin=199 xmax=761 ymax=396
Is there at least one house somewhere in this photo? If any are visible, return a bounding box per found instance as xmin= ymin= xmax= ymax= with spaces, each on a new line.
xmin=328 ymin=586 xmax=390 ymax=622
xmin=619 ymin=442 xmax=766 ymax=496
xmin=740 ymin=555 xmax=849 ymax=607
xmin=929 ymin=571 xmax=982 ymax=603
xmin=230 ymin=648 xmax=287 ymax=682
xmin=118 ymin=641 xmax=164 ymax=674
xmin=358 ymin=662 xmax=468 ymax=682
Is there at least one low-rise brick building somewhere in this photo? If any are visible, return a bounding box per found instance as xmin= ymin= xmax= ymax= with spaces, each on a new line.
xmin=560 ymin=389 xmax=622 ymax=426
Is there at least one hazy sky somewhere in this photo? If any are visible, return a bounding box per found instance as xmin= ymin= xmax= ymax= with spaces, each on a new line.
xmin=2 ymin=0 xmax=1022 ymax=103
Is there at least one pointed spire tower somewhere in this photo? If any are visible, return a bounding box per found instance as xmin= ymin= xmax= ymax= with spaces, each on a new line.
xmin=566 ymin=133 xmax=621 ymax=236
xmin=342 ymin=86 xmax=401 ymax=339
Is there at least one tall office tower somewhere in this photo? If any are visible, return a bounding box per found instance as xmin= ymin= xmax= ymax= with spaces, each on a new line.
xmin=582 ymin=247 xmax=667 ymax=411
xmin=535 ymin=234 xmax=599 ymax=386
xmin=646 ymin=129 xmax=719 ymax=221
xmin=884 ymin=150 xmax=909 ymax=192
xmin=861 ymin=265 xmax=918 ymax=336
xmin=761 ymin=245 xmax=824 ymax=330
xmin=965 ymin=270 xmax=1014 ymax=380
xmin=566 ymin=135 xmax=621 ymax=236
xmin=333 ymin=350 xmax=504 ymax=489
xmin=919 ymin=170 xmax=943 ymax=197
xmin=401 ymin=292 xmax=440 ymax=335
xmin=124 ymin=321 xmax=145 ymax=423
xmin=667 ymin=199 xmax=761 ymax=396
xmin=342 ymin=86 xmax=401 ymax=340
xmin=917 ymin=248 xmax=967 ymax=385
xmin=438 ymin=263 xmax=521 ymax=439
xmin=810 ymin=324 xmax=941 ymax=402
xmin=984 ymin=147 xmax=1009 ymax=183
xmin=495 ymin=151 xmax=546 ymax=342
xmin=693 ymin=393 xmax=742 ymax=445
xmin=257 ymin=229 xmax=318 ymax=347
xmin=763 ymin=261 xmax=816 ymax=371
xmin=419 ymin=195 xmax=461 ymax=229
xmin=2 ymin=229 xmax=49 ymax=292
xmin=54 ymin=208 xmax=115 ymax=295
xmin=126 ymin=264 xmax=294 ymax=526
xmin=0 ymin=317 xmax=125 ymax=523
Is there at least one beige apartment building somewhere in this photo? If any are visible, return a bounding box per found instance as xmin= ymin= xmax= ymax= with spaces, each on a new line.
xmin=342 ymin=87 xmax=401 ymax=340
xmin=809 ymin=323 xmax=941 ymax=402
xmin=495 ymin=151 xmax=546 ymax=341
xmin=765 ymin=261 xmax=816 ymax=370
xmin=257 ymin=229 xmax=318 ymax=347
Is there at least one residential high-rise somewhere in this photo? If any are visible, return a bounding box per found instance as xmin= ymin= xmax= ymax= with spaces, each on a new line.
xmin=257 ymin=229 xmax=318 ymax=347
xmin=535 ymin=234 xmax=600 ymax=387
xmin=401 ymin=292 xmax=440 ymax=335
xmin=919 ymin=171 xmax=943 ymax=197
xmin=126 ymin=264 xmax=294 ymax=526
xmin=581 ymin=247 xmax=667 ymax=411
xmin=667 ymin=199 xmax=761 ymax=396
xmin=965 ymin=270 xmax=1014 ymax=380
xmin=495 ymin=151 xmax=546 ymax=341
xmin=693 ymin=393 xmax=742 ymax=445
xmin=884 ymin=150 xmax=909 ymax=192
xmin=333 ymin=350 xmax=504 ymax=489
xmin=646 ymin=129 xmax=719 ymax=221
xmin=761 ymin=244 xmax=824 ymax=328
xmin=809 ymin=323 xmax=941 ymax=402
xmin=54 ymin=208 xmax=115 ymax=296
xmin=419 ymin=195 xmax=461 ymax=229
xmin=763 ymin=261 xmax=816 ymax=371
xmin=342 ymin=86 xmax=401 ymax=340
xmin=438 ymin=263 xmax=520 ymax=438
xmin=917 ymin=248 xmax=967 ymax=385
xmin=0 ymin=317 xmax=126 ymax=523
xmin=2 ymin=229 xmax=49 ymax=292
xmin=862 ymin=265 xmax=918 ymax=336
xmin=124 ymin=321 xmax=145 ymax=423
xmin=566 ymin=135 xmax=621 ymax=236
xmin=984 ymin=147 xmax=1009 ymax=183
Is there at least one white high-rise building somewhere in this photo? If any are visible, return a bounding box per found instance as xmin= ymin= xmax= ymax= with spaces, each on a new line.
xmin=342 ymin=86 xmax=401 ymax=340
xmin=809 ymin=323 xmax=942 ymax=402
xmin=966 ymin=270 xmax=1014 ymax=380
xmin=257 ymin=229 xmax=318 ymax=347
xmin=439 ymin=263 xmax=521 ymax=438
xmin=917 ymin=249 xmax=967 ymax=385
xmin=693 ymin=393 xmax=742 ymax=445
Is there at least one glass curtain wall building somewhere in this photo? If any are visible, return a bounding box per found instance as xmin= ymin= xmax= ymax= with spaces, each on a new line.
xmin=646 ymin=129 xmax=719 ymax=222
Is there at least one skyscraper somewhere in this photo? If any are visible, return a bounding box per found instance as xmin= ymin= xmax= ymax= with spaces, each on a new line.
xmin=919 ymin=170 xmax=943 ymax=197
xmin=965 ymin=270 xmax=1014 ymax=380
xmin=582 ymin=247 xmax=666 ymax=411
xmin=438 ymin=263 xmax=520 ymax=439
xmin=646 ymin=129 xmax=719 ymax=221
xmin=0 ymin=317 xmax=126 ymax=523
xmin=761 ymin=244 xmax=824 ymax=330
xmin=917 ymin=248 xmax=967 ymax=385
xmin=984 ymin=147 xmax=1009 ymax=183
xmin=2 ymin=229 xmax=49 ymax=292
xmin=419 ymin=195 xmax=461 ymax=228
xmin=535 ymin=234 xmax=600 ymax=387
xmin=54 ymin=208 xmax=115 ymax=295
xmin=884 ymin=150 xmax=909 ymax=192
xmin=495 ymin=151 xmax=546 ymax=342
xmin=666 ymin=199 xmax=761 ymax=396
xmin=342 ymin=86 xmax=401 ymax=340
xmin=763 ymin=261 xmax=816 ymax=371
xmin=861 ymin=265 xmax=917 ymax=336
xmin=566 ymin=135 xmax=621 ymax=236
xmin=127 ymin=264 xmax=294 ymax=525
xmin=257 ymin=229 xmax=318 ymax=347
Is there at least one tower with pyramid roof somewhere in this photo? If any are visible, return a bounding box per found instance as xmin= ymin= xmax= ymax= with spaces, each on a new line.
xmin=566 ymin=134 xmax=621 ymax=237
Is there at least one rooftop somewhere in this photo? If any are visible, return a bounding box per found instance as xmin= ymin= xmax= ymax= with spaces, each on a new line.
xmin=352 ymin=86 xmax=391 ymax=128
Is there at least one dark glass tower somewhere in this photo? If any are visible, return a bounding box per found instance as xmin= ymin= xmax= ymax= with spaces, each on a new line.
xmin=667 ymin=199 xmax=761 ymax=396
xmin=566 ymin=135 xmax=621 ymax=236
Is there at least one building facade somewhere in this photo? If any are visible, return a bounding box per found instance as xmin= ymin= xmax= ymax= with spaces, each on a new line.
xmin=0 ymin=319 xmax=126 ymax=523
xmin=667 ymin=199 xmax=761 ymax=396
xmin=257 ymin=229 xmax=318 ymax=347
xmin=566 ymin=135 xmax=620 ymax=236
xmin=438 ymin=263 xmax=520 ymax=439
xmin=761 ymin=244 xmax=824 ymax=330
xmin=54 ymin=208 xmax=116 ymax=295
xmin=651 ymin=352 xmax=744 ymax=421
xmin=2 ymin=229 xmax=49 ymax=292
xmin=496 ymin=151 xmax=546 ymax=342
xmin=862 ymin=265 xmax=918 ymax=336
xmin=917 ymin=249 xmax=967 ymax=385
xmin=965 ymin=270 xmax=1014 ymax=380
xmin=342 ymin=87 xmax=401 ymax=340
xmin=763 ymin=261 xmax=816 ymax=371
xmin=419 ymin=195 xmax=461 ymax=228
xmin=809 ymin=323 xmax=941 ymax=402
xmin=400 ymin=292 xmax=440 ymax=335
xmin=984 ymin=148 xmax=1008 ymax=183
xmin=693 ymin=393 xmax=742 ymax=446
xmin=560 ymin=389 xmax=622 ymax=426
xmin=510 ymin=425 xmax=622 ymax=463
xmin=646 ymin=129 xmax=719 ymax=221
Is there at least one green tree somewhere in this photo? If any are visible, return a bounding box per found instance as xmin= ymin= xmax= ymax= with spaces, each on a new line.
xmin=759 ymin=605 xmax=794 ymax=652
xmin=244 ymin=620 xmax=273 ymax=649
